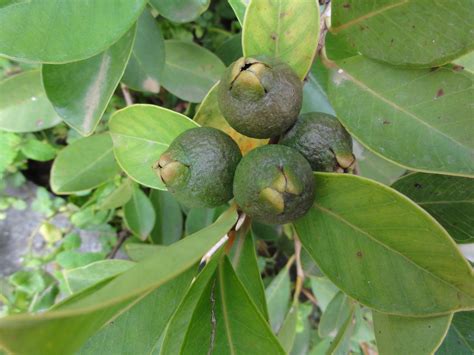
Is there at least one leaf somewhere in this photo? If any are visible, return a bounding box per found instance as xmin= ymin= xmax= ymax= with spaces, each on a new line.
xmin=124 ymin=186 xmax=156 ymax=240
xmin=215 ymin=34 xmax=243 ymax=66
xmin=125 ymin=244 xmax=166 ymax=262
xmin=194 ymin=83 xmax=267 ymax=154
xmin=437 ymin=311 xmax=474 ymax=354
xmin=97 ymin=179 xmax=134 ymax=210
xmin=0 ymin=132 xmax=21 ymax=174
xmin=230 ymin=232 xmax=269 ymax=319
xmin=326 ymin=306 xmax=355 ymax=355
xmin=328 ymin=56 xmax=474 ymax=177
xmin=0 ymin=207 xmax=238 ymax=355
xmin=149 ymin=0 xmax=210 ymax=23
xmin=301 ymin=59 xmax=336 ymax=116
xmin=161 ymin=40 xmax=225 ymax=103
xmin=454 ymin=51 xmax=474 ymax=74
xmin=228 ymin=0 xmax=249 ymax=24
xmin=242 ymin=0 xmax=320 ymax=79
xmin=0 ymin=70 xmax=61 ymax=132
xmin=392 ymin=173 xmax=474 ymax=244
xmin=294 ymin=173 xmax=474 ymax=316
xmin=122 ymin=9 xmax=165 ymax=93
xmin=318 ymin=291 xmax=352 ymax=338
xmin=330 ymin=0 xmax=474 ymax=67
xmin=42 ymin=27 xmax=136 ymax=136
xmin=20 ymin=139 xmax=57 ymax=162
xmin=373 ymin=311 xmax=452 ymax=355
xmin=64 ymin=260 xmax=134 ymax=294
xmin=185 ymin=206 xmax=225 ymax=236
xmin=162 ymin=256 xmax=285 ymax=354
xmin=266 ymin=261 xmax=291 ymax=332
xmin=109 ymin=104 xmax=198 ymax=189
xmin=50 ymin=134 xmax=119 ymax=194
xmin=278 ymin=302 xmax=299 ymax=353
xmin=0 ymin=0 xmax=146 ymax=63
xmin=149 ymin=189 xmax=183 ymax=245
xmin=79 ymin=267 xmax=194 ymax=355
xmin=310 ymin=276 xmax=340 ymax=312
xmin=353 ymin=140 xmax=405 ymax=185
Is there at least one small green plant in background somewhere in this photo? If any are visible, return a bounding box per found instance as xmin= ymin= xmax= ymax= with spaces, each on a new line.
xmin=0 ymin=1 xmax=473 ymax=354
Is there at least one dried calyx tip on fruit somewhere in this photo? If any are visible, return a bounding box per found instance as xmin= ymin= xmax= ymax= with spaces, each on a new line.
xmin=154 ymin=153 xmax=189 ymax=186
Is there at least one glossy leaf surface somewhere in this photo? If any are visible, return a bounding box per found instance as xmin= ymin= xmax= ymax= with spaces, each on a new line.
xmin=437 ymin=311 xmax=474 ymax=354
xmin=109 ymin=104 xmax=198 ymax=189
xmin=242 ymin=0 xmax=319 ymax=79
xmin=0 ymin=0 xmax=146 ymax=63
xmin=43 ymin=28 xmax=136 ymax=136
xmin=0 ymin=71 xmax=61 ymax=132
xmin=161 ymin=40 xmax=225 ymax=103
xmin=149 ymin=190 xmax=183 ymax=245
xmin=392 ymin=173 xmax=474 ymax=244
xmin=331 ymin=0 xmax=474 ymax=67
xmin=295 ymin=173 xmax=474 ymax=316
xmin=122 ymin=10 xmax=164 ymax=93
xmin=50 ymin=134 xmax=119 ymax=194
xmin=328 ymin=56 xmax=474 ymax=176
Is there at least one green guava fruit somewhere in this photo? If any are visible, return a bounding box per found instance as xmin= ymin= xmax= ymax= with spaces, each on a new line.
xmin=154 ymin=127 xmax=242 ymax=208
xmin=233 ymin=145 xmax=315 ymax=224
xmin=279 ymin=112 xmax=355 ymax=172
xmin=217 ymin=56 xmax=303 ymax=139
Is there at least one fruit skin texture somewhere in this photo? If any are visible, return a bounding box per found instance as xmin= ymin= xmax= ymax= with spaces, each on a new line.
xmin=155 ymin=127 xmax=242 ymax=208
xmin=233 ymin=145 xmax=315 ymax=224
xmin=217 ymin=56 xmax=303 ymax=139
xmin=280 ymin=112 xmax=355 ymax=172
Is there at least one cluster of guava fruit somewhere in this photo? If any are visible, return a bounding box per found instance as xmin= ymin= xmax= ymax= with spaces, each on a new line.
xmin=155 ymin=56 xmax=355 ymax=225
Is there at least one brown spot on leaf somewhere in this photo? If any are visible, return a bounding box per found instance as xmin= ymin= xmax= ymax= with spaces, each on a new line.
xmin=414 ymin=183 xmax=422 ymax=189
xmin=343 ymin=3 xmax=351 ymax=8
xmin=36 ymin=119 xmax=44 ymax=127
xmin=436 ymin=88 xmax=444 ymax=98
xmin=270 ymin=33 xmax=278 ymax=41
xmin=280 ymin=11 xmax=288 ymax=18
xmin=383 ymin=120 xmax=391 ymax=125
xmin=453 ymin=64 xmax=464 ymax=72
xmin=356 ymin=251 xmax=363 ymax=258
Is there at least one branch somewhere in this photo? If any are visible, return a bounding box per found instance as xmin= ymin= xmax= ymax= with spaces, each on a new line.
xmin=120 ymin=83 xmax=134 ymax=106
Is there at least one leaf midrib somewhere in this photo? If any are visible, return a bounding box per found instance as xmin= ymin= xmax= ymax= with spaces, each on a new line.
xmin=314 ymin=203 xmax=474 ymax=299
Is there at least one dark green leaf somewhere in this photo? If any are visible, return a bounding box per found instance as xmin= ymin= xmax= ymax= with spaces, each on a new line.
xmin=122 ymin=9 xmax=165 ymax=93
xmin=50 ymin=134 xmax=119 ymax=194
xmin=242 ymin=0 xmax=320 ymax=79
xmin=0 ymin=0 xmax=146 ymax=63
xmin=228 ymin=0 xmax=248 ymax=24
xmin=328 ymin=56 xmax=474 ymax=176
xmin=161 ymin=40 xmax=225 ymax=103
xmin=392 ymin=173 xmax=474 ymax=244
xmin=79 ymin=267 xmax=194 ymax=355
xmin=124 ymin=186 xmax=156 ymax=240
xmin=373 ymin=311 xmax=452 ymax=355
xmin=0 ymin=71 xmax=61 ymax=132
xmin=437 ymin=311 xmax=474 ymax=354
xmin=295 ymin=173 xmax=474 ymax=316
xmin=43 ymin=27 xmax=135 ymax=136
xmin=330 ymin=0 xmax=474 ymax=67
xmin=0 ymin=207 xmax=238 ymax=354
xmin=149 ymin=189 xmax=183 ymax=245
xmin=266 ymin=261 xmax=291 ymax=332
xmin=20 ymin=139 xmax=57 ymax=162
xmin=230 ymin=232 xmax=268 ymax=319
xmin=215 ymin=34 xmax=243 ymax=66
xmin=109 ymin=104 xmax=198 ymax=189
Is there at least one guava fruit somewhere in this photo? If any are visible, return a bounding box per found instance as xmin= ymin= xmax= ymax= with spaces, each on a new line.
xmin=154 ymin=127 xmax=242 ymax=208
xmin=233 ymin=145 xmax=314 ymax=224
xmin=217 ymin=56 xmax=302 ymax=139
xmin=280 ymin=112 xmax=355 ymax=172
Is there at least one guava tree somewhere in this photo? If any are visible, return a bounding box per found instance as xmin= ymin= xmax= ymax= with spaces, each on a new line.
xmin=0 ymin=0 xmax=473 ymax=354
